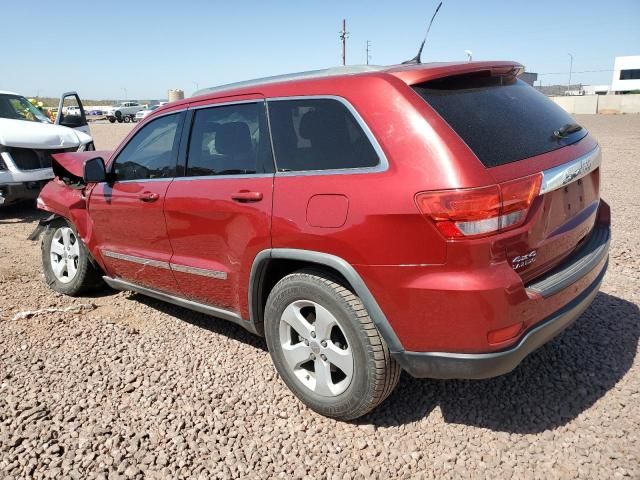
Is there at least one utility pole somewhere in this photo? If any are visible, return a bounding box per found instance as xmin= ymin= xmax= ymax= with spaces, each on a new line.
xmin=339 ymin=19 xmax=349 ymax=66
xmin=567 ymin=53 xmax=573 ymax=95
xmin=366 ymin=40 xmax=372 ymax=65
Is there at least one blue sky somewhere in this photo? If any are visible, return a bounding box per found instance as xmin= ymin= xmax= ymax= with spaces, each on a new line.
xmin=2 ymin=0 xmax=638 ymax=99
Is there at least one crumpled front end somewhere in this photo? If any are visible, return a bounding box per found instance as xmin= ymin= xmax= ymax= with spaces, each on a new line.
xmin=0 ymin=145 xmax=76 ymax=205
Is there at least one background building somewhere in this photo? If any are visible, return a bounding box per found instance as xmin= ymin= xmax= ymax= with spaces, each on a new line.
xmin=520 ymin=71 xmax=538 ymax=86
xmin=583 ymin=85 xmax=611 ymax=95
xmin=611 ymin=56 xmax=640 ymax=93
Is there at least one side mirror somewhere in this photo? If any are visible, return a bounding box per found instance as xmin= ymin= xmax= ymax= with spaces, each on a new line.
xmin=83 ymin=157 xmax=106 ymax=183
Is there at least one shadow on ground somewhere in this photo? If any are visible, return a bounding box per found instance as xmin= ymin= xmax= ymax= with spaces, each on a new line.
xmin=0 ymin=201 xmax=46 ymax=225
xmin=132 ymin=293 xmax=268 ymax=352
xmin=97 ymin=284 xmax=637 ymax=434
xmin=360 ymin=292 xmax=639 ymax=433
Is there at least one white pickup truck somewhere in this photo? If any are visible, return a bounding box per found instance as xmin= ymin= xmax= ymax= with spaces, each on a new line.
xmin=104 ymin=101 xmax=144 ymax=123
xmin=0 ymin=91 xmax=94 ymax=206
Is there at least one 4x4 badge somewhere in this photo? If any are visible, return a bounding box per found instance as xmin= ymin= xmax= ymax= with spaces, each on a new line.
xmin=512 ymin=250 xmax=537 ymax=270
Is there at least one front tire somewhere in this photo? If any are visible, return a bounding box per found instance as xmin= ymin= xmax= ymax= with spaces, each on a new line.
xmin=264 ymin=269 xmax=400 ymax=420
xmin=42 ymin=220 xmax=102 ymax=296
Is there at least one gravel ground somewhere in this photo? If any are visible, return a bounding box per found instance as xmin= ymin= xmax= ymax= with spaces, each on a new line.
xmin=89 ymin=123 xmax=135 ymax=150
xmin=1 ymin=116 xmax=638 ymax=479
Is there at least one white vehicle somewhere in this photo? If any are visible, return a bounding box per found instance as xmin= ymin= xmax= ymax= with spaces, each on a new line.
xmin=0 ymin=91 xmax=93 ymax=206
xmin=104 ymin=101 xmax=144 ymax=124
xmin=133 ymin=104 xmax=160 ymax=122
xmin=64 ymin=106 xmax=82 ymax=116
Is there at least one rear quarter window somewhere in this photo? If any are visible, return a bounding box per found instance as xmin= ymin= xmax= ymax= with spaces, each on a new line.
xmin=413 ymin=74 xmax=587 ymax=167
xmin=267 ymin=98 xmax=380 ymax=172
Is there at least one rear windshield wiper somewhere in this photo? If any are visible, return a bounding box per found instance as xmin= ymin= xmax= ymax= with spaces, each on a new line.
xmin=553 ymin=123 xmax=583 ymax=139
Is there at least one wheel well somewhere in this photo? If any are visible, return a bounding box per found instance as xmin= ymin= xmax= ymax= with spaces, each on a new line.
xmin=252 ymin=258 xmax=352 ymax=336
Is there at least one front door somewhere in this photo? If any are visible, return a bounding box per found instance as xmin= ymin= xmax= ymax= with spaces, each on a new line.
xmin=55 ymin=92 xmax=90 ymax=135
xmin=163 ymin=98 xmax=274 ymax=315
xmin=89 ymin=111 xmax=185 ymax=293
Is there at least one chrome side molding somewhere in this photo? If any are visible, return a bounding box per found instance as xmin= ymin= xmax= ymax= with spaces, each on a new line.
xmin=102 ymin=250 xmax=227 ymax=280
xmin=171 ymin=263 xmax=227 ymax=280
xmin=103 ymin=250 xmax=171 ymax=270
xmin=540 ymin=146 xmax=601 ymax=195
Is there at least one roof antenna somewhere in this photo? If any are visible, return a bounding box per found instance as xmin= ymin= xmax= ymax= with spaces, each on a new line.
xmin=402 ymin=1 xmax=443 ymax=65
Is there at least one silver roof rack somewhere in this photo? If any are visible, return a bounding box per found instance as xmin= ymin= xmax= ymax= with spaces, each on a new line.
xmin=192 ymin=65 xmax=386 ymax=97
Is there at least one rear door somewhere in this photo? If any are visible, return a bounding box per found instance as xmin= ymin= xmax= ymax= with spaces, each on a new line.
xmin=88 ymin=111 xmax=185 ymax=293
xmin=163 ymin=97 xmax=275 ymax=314
xmin=412 ymin=73 xmax=601 ymax=281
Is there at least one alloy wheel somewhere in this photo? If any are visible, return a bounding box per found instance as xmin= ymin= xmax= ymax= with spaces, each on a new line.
xmin=279 ymin=299 xmax=354 ymax=396
xmin=50 ymin=227 xmax=80 ymax=284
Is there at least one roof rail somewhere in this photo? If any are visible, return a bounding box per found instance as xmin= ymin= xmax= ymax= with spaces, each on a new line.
xmin=192 ymin=65 xmax=385 ymax=97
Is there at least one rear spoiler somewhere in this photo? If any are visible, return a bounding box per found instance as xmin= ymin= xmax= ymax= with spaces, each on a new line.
xmin=386 ymin=61 xmax=524 ymax=86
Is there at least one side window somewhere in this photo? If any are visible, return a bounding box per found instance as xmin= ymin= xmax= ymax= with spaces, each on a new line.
xmin=267 ymin=98 xmax=380 ymax=172
xmin=113 ymin=113 xmax=181 ymax=181
xmin=186 ymin=102 xmax=273 ymax=176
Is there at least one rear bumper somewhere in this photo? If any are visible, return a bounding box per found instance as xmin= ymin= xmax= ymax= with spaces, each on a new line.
xmin=392 ymin=249 xmax=608 ymax=379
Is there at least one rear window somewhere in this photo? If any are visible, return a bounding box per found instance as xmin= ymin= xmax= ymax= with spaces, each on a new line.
xmin=267 ymin=98 xmax=380 ymax=172
xmin=413 ymin=73 xmax=587 ymax=167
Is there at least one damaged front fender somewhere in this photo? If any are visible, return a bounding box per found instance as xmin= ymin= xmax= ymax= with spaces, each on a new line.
xmin=27 ymin=213 xmax=59 ymax=241
xmin=51 ymin=150 xmax=112 ymax=184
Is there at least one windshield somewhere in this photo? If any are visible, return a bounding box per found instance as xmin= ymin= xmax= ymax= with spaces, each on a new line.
xmin=0 ymin=94 xmax=51 ymax=123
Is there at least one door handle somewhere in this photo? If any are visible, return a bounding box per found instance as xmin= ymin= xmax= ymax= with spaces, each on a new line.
xmin=231 ymin=191 xmax=263 ymax=202
xmin=138 ymin=191 xmax=160 ymax=202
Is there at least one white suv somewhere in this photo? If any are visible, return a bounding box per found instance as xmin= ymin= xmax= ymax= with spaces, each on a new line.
xmin=0 ymin=91 xmax=93 ymax=206
xmin=104 ymin=102 xmax=144 ymax=123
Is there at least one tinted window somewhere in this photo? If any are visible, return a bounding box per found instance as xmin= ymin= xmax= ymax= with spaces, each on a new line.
xmin=186 ymin=102 xmax=273 ymax=176
xmin=0 ymin=94 xmax=51 ymax=123
xmin=268 ymin=98 xmax=379 ymax=172
xmin=113 ymin=113 xmax=181 ymax=181
xmin=413 ymin=74 xmax=588 ymax=167
xmin=620 ymin=69 xmax=640 ymax=80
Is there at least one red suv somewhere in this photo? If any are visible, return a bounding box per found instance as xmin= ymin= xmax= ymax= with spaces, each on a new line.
xmin=36 ymin=61 xmax=610 ymax=420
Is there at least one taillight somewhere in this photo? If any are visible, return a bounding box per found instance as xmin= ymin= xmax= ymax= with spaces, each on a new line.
xmin=415 ymin=173 xmax=542 ymax=239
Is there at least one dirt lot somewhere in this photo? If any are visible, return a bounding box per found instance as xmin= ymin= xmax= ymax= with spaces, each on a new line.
xmin=1 ymin=116 xmax=639 ymax=479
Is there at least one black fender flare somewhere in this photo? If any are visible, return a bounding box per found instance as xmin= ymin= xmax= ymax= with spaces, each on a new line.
xmin=248 ymin=248 xmax=404 ymax=353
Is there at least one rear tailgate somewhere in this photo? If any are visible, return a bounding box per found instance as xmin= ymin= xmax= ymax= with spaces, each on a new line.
xmin=493 ymin=144 xmax=601 ymax=283
xmin=411 ymin=68 xmax=602 ymax=283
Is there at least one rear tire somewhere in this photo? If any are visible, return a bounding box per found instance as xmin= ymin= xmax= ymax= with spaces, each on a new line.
xmin=41 ymin=219 xmax=103 ymax=296
xmin=264 ymin=269 xmax=400 ymax=420
xmin=108 ymin=118 xmax=116 ymax=124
